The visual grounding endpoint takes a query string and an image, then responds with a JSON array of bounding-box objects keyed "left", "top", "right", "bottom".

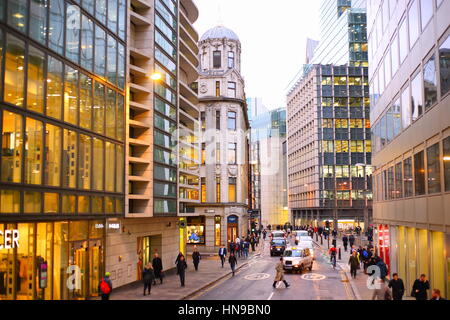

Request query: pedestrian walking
[
  {"left": 332, "top": 229, "right": 338, "bottom": 238},
  {"left": 142, "top": 263, "right": 155, "bottom": 296},
  {"left": 250, "top": 236, "right": 256, "bottom": 252},
  {"left": 192, "top": 246, "right": 201, "bottom": 271},
  {"left": 229, "top": 252, "right": 238, "bottom": 276},
  {"left": 175, "top": 251, "right": 185, "bottom": 265},
  {"left": 152, "top": 253, "right": 163, "bottom": 285},
  {"left": 243, "top": 240, "right": 249, "bottom": 259},
  {"left": 430, "top": 289, "right": 446, "bottom": 300},
  {"left": 273, "top": 258, "right": 290, "bottom": 288},
  {"left": 263, "top": 229, "right": 267, "bottom": 240},
  {"left": 218, "top": 246, "right": 227, "bottom": 268},
  {"left": 411, "top": 274, "right": 430, "bottom": 300},
  {"left": 348, "top": 251, "right": 359, "bottom": 279},
  {"left": 176, "top": 255, "right": 188, "bottom": 287},
  {"left": 98, "top": 272, "right": 113, "bottom": 300},
  {"left": 342, "top": 235, "right": 349, "bottom": 252},
  {"left": 371, "top": 278, "right": 392, "bottom": 300},
  {"left": 376, "top": 258, "right": 388, "bottom": 281},
  {"left": 349, "top": 234, "right": 355, "bottom": 248},
  {"left": 388, "top": 273, "right": 405, "bottom": 300}
]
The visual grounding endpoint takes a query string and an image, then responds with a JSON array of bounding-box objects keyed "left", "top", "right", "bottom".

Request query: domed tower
[{"left": 187, "top": 25, "right": 250, "bottom": 255}]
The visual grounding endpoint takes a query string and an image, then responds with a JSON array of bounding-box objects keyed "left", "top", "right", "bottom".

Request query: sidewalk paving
[{"left": 94, "top": 247, "right": 262, "bottom": 300}]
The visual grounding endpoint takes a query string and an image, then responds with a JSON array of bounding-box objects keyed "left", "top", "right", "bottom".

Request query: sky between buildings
[{"left": 194, "top": 0, "right": 321, "bottom": 110}]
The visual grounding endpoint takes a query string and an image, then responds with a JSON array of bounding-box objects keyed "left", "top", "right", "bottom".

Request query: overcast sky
[{"left": 194, "top": 0, "right": 321, "bottom": 110}]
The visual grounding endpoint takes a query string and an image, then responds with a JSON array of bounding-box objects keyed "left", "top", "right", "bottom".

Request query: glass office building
[
  {"left": 287, "top": 0, "right": 372, "bottom": 230},
  {"left": 0, "top": 0, "right": 126, "bottom": 300},
  {"left": 368, "top": 0, "right": 450, "bottom": 297}
]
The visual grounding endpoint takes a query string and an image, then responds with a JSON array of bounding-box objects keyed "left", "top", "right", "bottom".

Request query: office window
[
  {"left": 216, "top": 110, "right": 221, "bottom": 130},
  {"left": 335, "top": 141, "right": 349, "bottom": 153},
  {"left": 408, "top": 0, "right": 420, "bottom": 49},
  {"left": 399, "top": 18, "right": 408, "bottom": 63},
  {"left": 395, "top": 162, "right": 403, "bottom": 199},
  {"left": 46, "top": 56, "right": 63, "bottom": 119},
  {"left": 401, "top": 85, "right": 410, "bottom": 129},
  {"left": 216, "top": 142, "right": 221, "bottom": 164},
  {"left": 62, "top": 129, "right": 77, "bottom": 188},
  {"left": 78, "top": 134, "right": 91, "bottom": 190},
  {"left": 78, "top": 196, "right": 90, "bottom": 214},
  {"left": 93, "top": 138, "right": 104, "bottom": 191},
  {"left": 213, "top": 51, "right": 221, "bottom": 68},
  {"left": 107, "top": 35, "right": 117, "bottom": 85},
  {"left": 94, "top": 82, "right": 105, "bottom": 134},
  {"left": 45, "top": 124, "right": 61, "bottom": 187},
  {"left": 411, "top": 72, "right": 424, "bottom": 121},
  {"left": 4, "top": 34, "right": 25, "bottom": 107},
  {"left": 66, "top": 4, "right": 80, "bottom": 63},
  {"left": 350, "top": 141, "right": 364, "bottom": 153},
  {"left": 118, "top": 43, "right": 125, "bottom": 89},
  {"left": 420, "top": 0, "right": 433, "bottom": 30},
  {"left": 30, "top": 0, "right": 47, "bottom": 44},
  {"left": 94, "top": 25, "right": 106, "bottom": 77},
  {"left": 80, "top": 15, "right": 94, "bottom": 71},
  {"left": 392, "top": 99, "right": 401, "bottom": 137},
  {"left": 25, "top": 117, "right": 43, "bottom": 185},
  {"left": 228, "top": 51, "right": 235, "bottom": 68},
  {"left": 335, "top": 119, "right": 348, "bottom": 128},
  {"left": 388, "top": 167, "right": 395, "bottom": 200},
  {"left": 92, "top": 196, "right": 103, "bottom": 214},
  {"left": 414, "top": 151, "right": 426, "bottom": 196},
  {"left": 444, "top": 137, "right": 450, "bottom": 191},
  {"left": 228, "top": 177, "right": 236, "bottom": 202},
  {"left": 385, "top": 48, "right": 392, "bottom": 85},
  {"left": 107, "top": 0, "right": 118, "bottom": 33},
  {"left": 8, "top": 0, "right": 27, "bottom": 33},
  {"left": 427, "top": 143, "right": 441, "bottom": 194},
  {"left": 216, "top": 81, "right": 220, "bottom": 97},
  {"left": 0, "top": 190, "right": 20, "bottom": 213},
  {"left": 201, "top": 177, "right": 206, "bottom": 203},
  {"left": 64, "top": 67, "right": 78, "bottom": 125},
  {"left": 116, "top": 145, "right": 124, "bottom": 193},
  {"left": 79, "top": 73, "right": 92, "bottom": 130},
  {"left": 49, "top": 0, "right": 64, "bottom": 55},
  {"left": 323, "top": 119, "right": 333, "bottom": 128},
  {"left": 62, "top": 195, "right": 76, "bottom": 213},
  {"left": 27, "top": 46, "right": 45, "bottom": 113},
  {"left": 228, "top": 82, "right": 236, "bottom": 98},
  {"left": 439, "top": 34, "right": 450, "bottom": 97},
  {"left": 106, "top": 89, "right": 116, "bottom": 138},
  {"left": 423, "top": 54, "right": 438, "bottom": 110},
  {"left": 404, "top": 157, "right": 413, "bottom": 197},
  {"left": 95, "top": 0, "right": 107, "bottom": 25},
  {"left": 228, "top": 111, "right": 237, "bottom": 131},
  {"left": 1, "top": 111, "right": 22, "bottom": 183},
  {"left": 228, "top": 143, "right": 237, "bottom": 164},
  {"left": 216, "top": 177, "right": 221, "bottom": 203},
  {"left": 105, "top": 142, "right": 115, "bottom": 192},
  {"left": 44, "top": 193, "right": 59, "bottom": 214},
  {"left": 322, "top": 141, "right": 333, "bottom": 153},
  {"left": 24, "top": 191, "right": 41, "bottom": 213},
  {"left": 391, "top": 33, "right": 399, "bottom": 75},
  {"left": 215, "top": 216, "right": 221, "bottom": 246},
  {"left": 201, "top": 143, "right": 206, "bottom": 165}
]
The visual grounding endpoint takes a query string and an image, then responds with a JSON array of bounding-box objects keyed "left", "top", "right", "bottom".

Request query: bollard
[
  {"left": 320, "top": 236, "right": 323, "bottom": 245},
  {"left": 338, "top": 247, "right": 342, "bottom": 260},
  {"left": 316, "top": 233, "right": 318, "bottom": 241},
  {"left": 327, "top": 237, "right": 330, "bottom": 249}
]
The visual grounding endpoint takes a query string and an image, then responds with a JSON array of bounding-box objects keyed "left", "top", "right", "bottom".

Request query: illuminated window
[
  {"left": 228, "top": 177, "right": 236, "bottom": 202},
  {"left": 201, "top": 178, "right": 206, "bottom": 203},
  {"left": 46, "top": 56, "right": 63, "bottom": 119},
  {"left": 201, "top": 143, "right": 206, "bottom": 165},
  {"left": 215, "top": 216, "right": 221, "bottom": 246},
  {"left": 334, "top": 76, "right": 347, "bottom": 85},
  {"left": 216, "top": 81, "right": 220, "bottom": 97},
  {"left": 322, "top": 119, "right": 333, "bottom": 128},
  {"left": 4, "top": 34, "right": 25, "bottom": 107},
  {"left": 27, "top": 46, "right": 45, "bottom": 113},
  {"left": 216, "top": 177, "right": 221, "bottom": 203},
  {"left": 350, "top": 141, "right": 364, "bottom": 153},
  {"left": 187, "top": 216, "right": 205, "bottom": 244},
  {"left": 322, "top": 141, "right": 334, "bottom": 153},
  {"left": 25, "top": 117, "right": 43, "bottom": 185},
  {"left": 335, "top": 141, "right": 349, "bottom": 153},
  {"left": 45, "top": 124, "right": 61, "bottom": 187},
  {"left": 64, "top": 66, "right": 78, "bottom": 125},
  {"left": 78, "top": 134, "right": 91, "bottom": 190},
  {"left": 335, "top": 119, "right": 348, "bottom": 128}
]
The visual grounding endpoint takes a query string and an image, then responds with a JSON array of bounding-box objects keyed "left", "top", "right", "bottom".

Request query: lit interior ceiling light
[
  {"left": 444, "top": 156, "right": 450, "bottom": 161},
  {"left": 150, "top": 73, "right": 162, "bottom": 80}
]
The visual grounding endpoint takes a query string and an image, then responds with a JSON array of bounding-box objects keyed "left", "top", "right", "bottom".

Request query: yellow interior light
[{"left": 150, "top": 73, "right": 162, "bottom": 80}]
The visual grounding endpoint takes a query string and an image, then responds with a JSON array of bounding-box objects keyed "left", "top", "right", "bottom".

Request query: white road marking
[{"left": 267, "top": 281, "right": 282, "bottom": 300}]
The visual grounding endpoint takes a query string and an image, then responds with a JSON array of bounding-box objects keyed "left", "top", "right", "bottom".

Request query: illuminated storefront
[
  {"left": 186, "top": 216, "right": 205, "bottom": 245},
  {"left": 0, "top": 220, "right": 105, "bottom": 300}
]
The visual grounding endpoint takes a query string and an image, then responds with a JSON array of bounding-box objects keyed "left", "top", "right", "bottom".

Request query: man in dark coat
[
  {"left": 152, "top": 253, "right": 163, "bottom": 285},
  {"left": 176, "top": 255, "right": 188, "bottom": 287},
  {"left": 349, "top": 234, "right": 355, "bottom": 248},
  {"left": 348, "top": 251, "right": 359, "bottom": 279},
  {"left": 229, "top": 241, "right": 236, "bottom": 255},
  {"left": 388, "top": 273, "right": 405, "bottom": 300},
  {"left": 229, "top": 252, "right": 238, "bottom": 276},
  {"left": 342, "top": 235, "right": 349, "bottom": 252},
  {"left": 412, "top": 274, "right": 430, "bottom": 300},
  {"left": 142, "top": 263, "right": 155, "bottom": 296},
  {"left": 218, "top": 246, "right": 227, "bottom": 268},
  {"left": 192, "top": 246, "right": 201, "bottom": 271}
]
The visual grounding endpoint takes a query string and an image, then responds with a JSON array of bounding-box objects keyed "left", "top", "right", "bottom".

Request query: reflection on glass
[
  {"left": 46, "top": 56, "right": 63, "bottom": 119},
  {"left": 444, "top": 137, "right": 450, "bottom": 192},
  {"left": 64, "top": 67, "right": 78, "bottom": 125},
  {"left": 0, "top": 190, "right": 20, "bottom": 213},
  {"left": 427, "top": 143, "right": 441, "bottom": 194},
  {"left": 4, "top": 34, "right": 25, "bottom": 107},
  {"left": 105, "top": 196, "right": 114, "bottom": 213},
  {"left": 7, "top": 0, "right": 27, "bottom": 33},
  {"left": 45, "top": 124, "right": 61, "bottom": 187},
  {"left": 27, "top": 46, "right": 45, "bottom": 113},
  {"left": 44, "top": 193, "right": 59, "bottom": 213},
  {"left": 79, "top": 74, "right": 93, "bottom": 130},
  {"left": 92, "top": 196, "right": 103, "bottom": 214},
  {"left": 414, "top": 151, "right": 425, "bottom": 196},
  {"left": 93, "top": 138, "right": 104, "bottom": 191},
  {"left": 94, "top": 25, "right": 106, "bottom": 77},
  {"left": 49, "top": 0, "right": 65, "bottom": 55},
  {"left": 411, "top": 73, "right": 423, "bottom": 121},
  {"left": 118, "top": 0, "right": 126, "bottom": 40},
  {"left": 424, "top": 54, "right": 437, "bottom": 110},
  {"left": 25, "top": 117, "right": 43, "bottom": 185},
  {"left": 107, "top": 0, "right": 118, "bottom": 33},
  {"left": 66, "top": 5, "right": 80, "bottom": 63},
  {"left": 105, "top": 142, "right": 115, "bottom": 192},
  {"left": 107, "top": 35, "right": 117, "bottom": 85},
  {"left": 95, "top": 0, "right": 107, "bottom": 25},
  {"left": 439, "top": 35, "right": 450, "bottom": 97},
  {"left": 62, "top": 195, "right": 76, "bottom": 213},
  {"left": 78, "top": 196, "right": 90, "bottom": 214},
  {"left": 106, "top": 89, "right": 116, "bottom": 138},
  {"left": 62, "top": 129, "right": 77, "bottom": 188},
  {"left": 1, "top": 111, "right": 23, "bottom": 183},
  {"left": 30, "top": 0, "right": 47, "bottom": 44},
  {"left": 94, "top": 82, "right": 105, "bottom": 134},
  {"left": 118, "top": 43, "right": 125, "bottom": 89},
  {"left": 80, "top": 15, "right": 94, "bottom": 71},
  {"left": 24, "top": 191, "right": 41, "bottom": 213},
  {"left": 117, "top": 94, "right": 124, "bottom": 141},
  {"left": 79, "top": 134, "right": 91, "bottom": 190}
]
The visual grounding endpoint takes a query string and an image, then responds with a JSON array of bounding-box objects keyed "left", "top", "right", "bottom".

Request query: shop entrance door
[
  {"left": 70, "top": 241, "right": 88, "bottom": 300},
  {"left": 137, "top": 236, "right": 162, "bottom": 280},
  {"left": 88, "top": 239, "right": 103, "bottom": 297},
  {"left": 227, "top": 215, "right": 239, "bottom": 246}
]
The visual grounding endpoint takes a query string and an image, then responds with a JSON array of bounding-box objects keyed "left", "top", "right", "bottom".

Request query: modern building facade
[
  {"left": 182, "top": 25, "right": 250, "bottom": 254},
  {"left": 287, "top": 0, "right": 373, "bottom": 231},
  {"left": 0, "top": 0, "right": 126, "bottom": 299},
  {"left": 250, "top": 107, "right": 288, "bottom": 227},
  {"left": 368, "top": 0, "right": 450, "bottom": 298},
  {"left": 106, "top": 0, "right": 200, "bottom": 289}
]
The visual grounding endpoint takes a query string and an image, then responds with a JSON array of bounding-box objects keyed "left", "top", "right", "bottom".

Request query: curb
[{"left": 181, "top": 252, "right": 262, "bottom": 300}]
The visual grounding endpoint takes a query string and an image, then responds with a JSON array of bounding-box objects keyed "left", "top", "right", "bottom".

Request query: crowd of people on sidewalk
[{"left": 293, "top": 223, "right": 446, "bottom": 301}]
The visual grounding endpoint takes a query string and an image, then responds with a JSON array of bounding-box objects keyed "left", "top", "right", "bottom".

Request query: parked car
[
  {"left": 282, "top": 247, "right": 313, "bottom": 273},
  {"left": 270, "top": 238, "right": 287, "bottom": 256}
]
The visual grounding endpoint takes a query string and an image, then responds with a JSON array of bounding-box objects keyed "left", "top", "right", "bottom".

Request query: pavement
[
  {"left": 191, "top": 237, "right": 356, "bottom": 300},
  {"left": 94, "top": 246, "right": 262, "bottom": 300}
]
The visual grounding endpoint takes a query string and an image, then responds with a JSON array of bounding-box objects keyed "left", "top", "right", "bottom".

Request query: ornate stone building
[{"left": 181, "top": 26, "right": 250, "bottom": 254}]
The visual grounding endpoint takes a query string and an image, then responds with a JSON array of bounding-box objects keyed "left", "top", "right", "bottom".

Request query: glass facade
[
  {"left": 0, "top": 0, "right": 126, "bottom": 300},
  {"left": 153, "top": 0, "right": 178, "bottom": 216}
]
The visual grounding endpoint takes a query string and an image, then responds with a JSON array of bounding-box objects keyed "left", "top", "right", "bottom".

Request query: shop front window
[
  {"left": 45, "top": 124, "right": 61, "bottom": 187},
  {"left": 36, "top": 223, "right": 53, "bottom": 300},
  {"left": 25, "top": 117, "right": 43, "bottom": 185},
  {"left": 1, "top": 111, "right": 23, "bottom": 183},
  {"left": 215, "top": 216, "right": 221, "bottom": 247},
  {"left": 187, "top": 216, "right": 205, "bottom": 245},
  {"left": 0, "top": 223, "right": 17, "bottom": 300},
  {"left": 16, "top": 223, "right": 35, "bottom": 300}
]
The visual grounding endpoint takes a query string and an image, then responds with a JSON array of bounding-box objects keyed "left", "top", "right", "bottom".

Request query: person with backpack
[
  {"left": 98, "top": 272, "right": 113, "bottom": 300},
  {"left": 376, "top": 258, "right": 388, "bottom": 281},
  {"left": 142, "top": 263, "right": 155, "bottom": 296}
]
